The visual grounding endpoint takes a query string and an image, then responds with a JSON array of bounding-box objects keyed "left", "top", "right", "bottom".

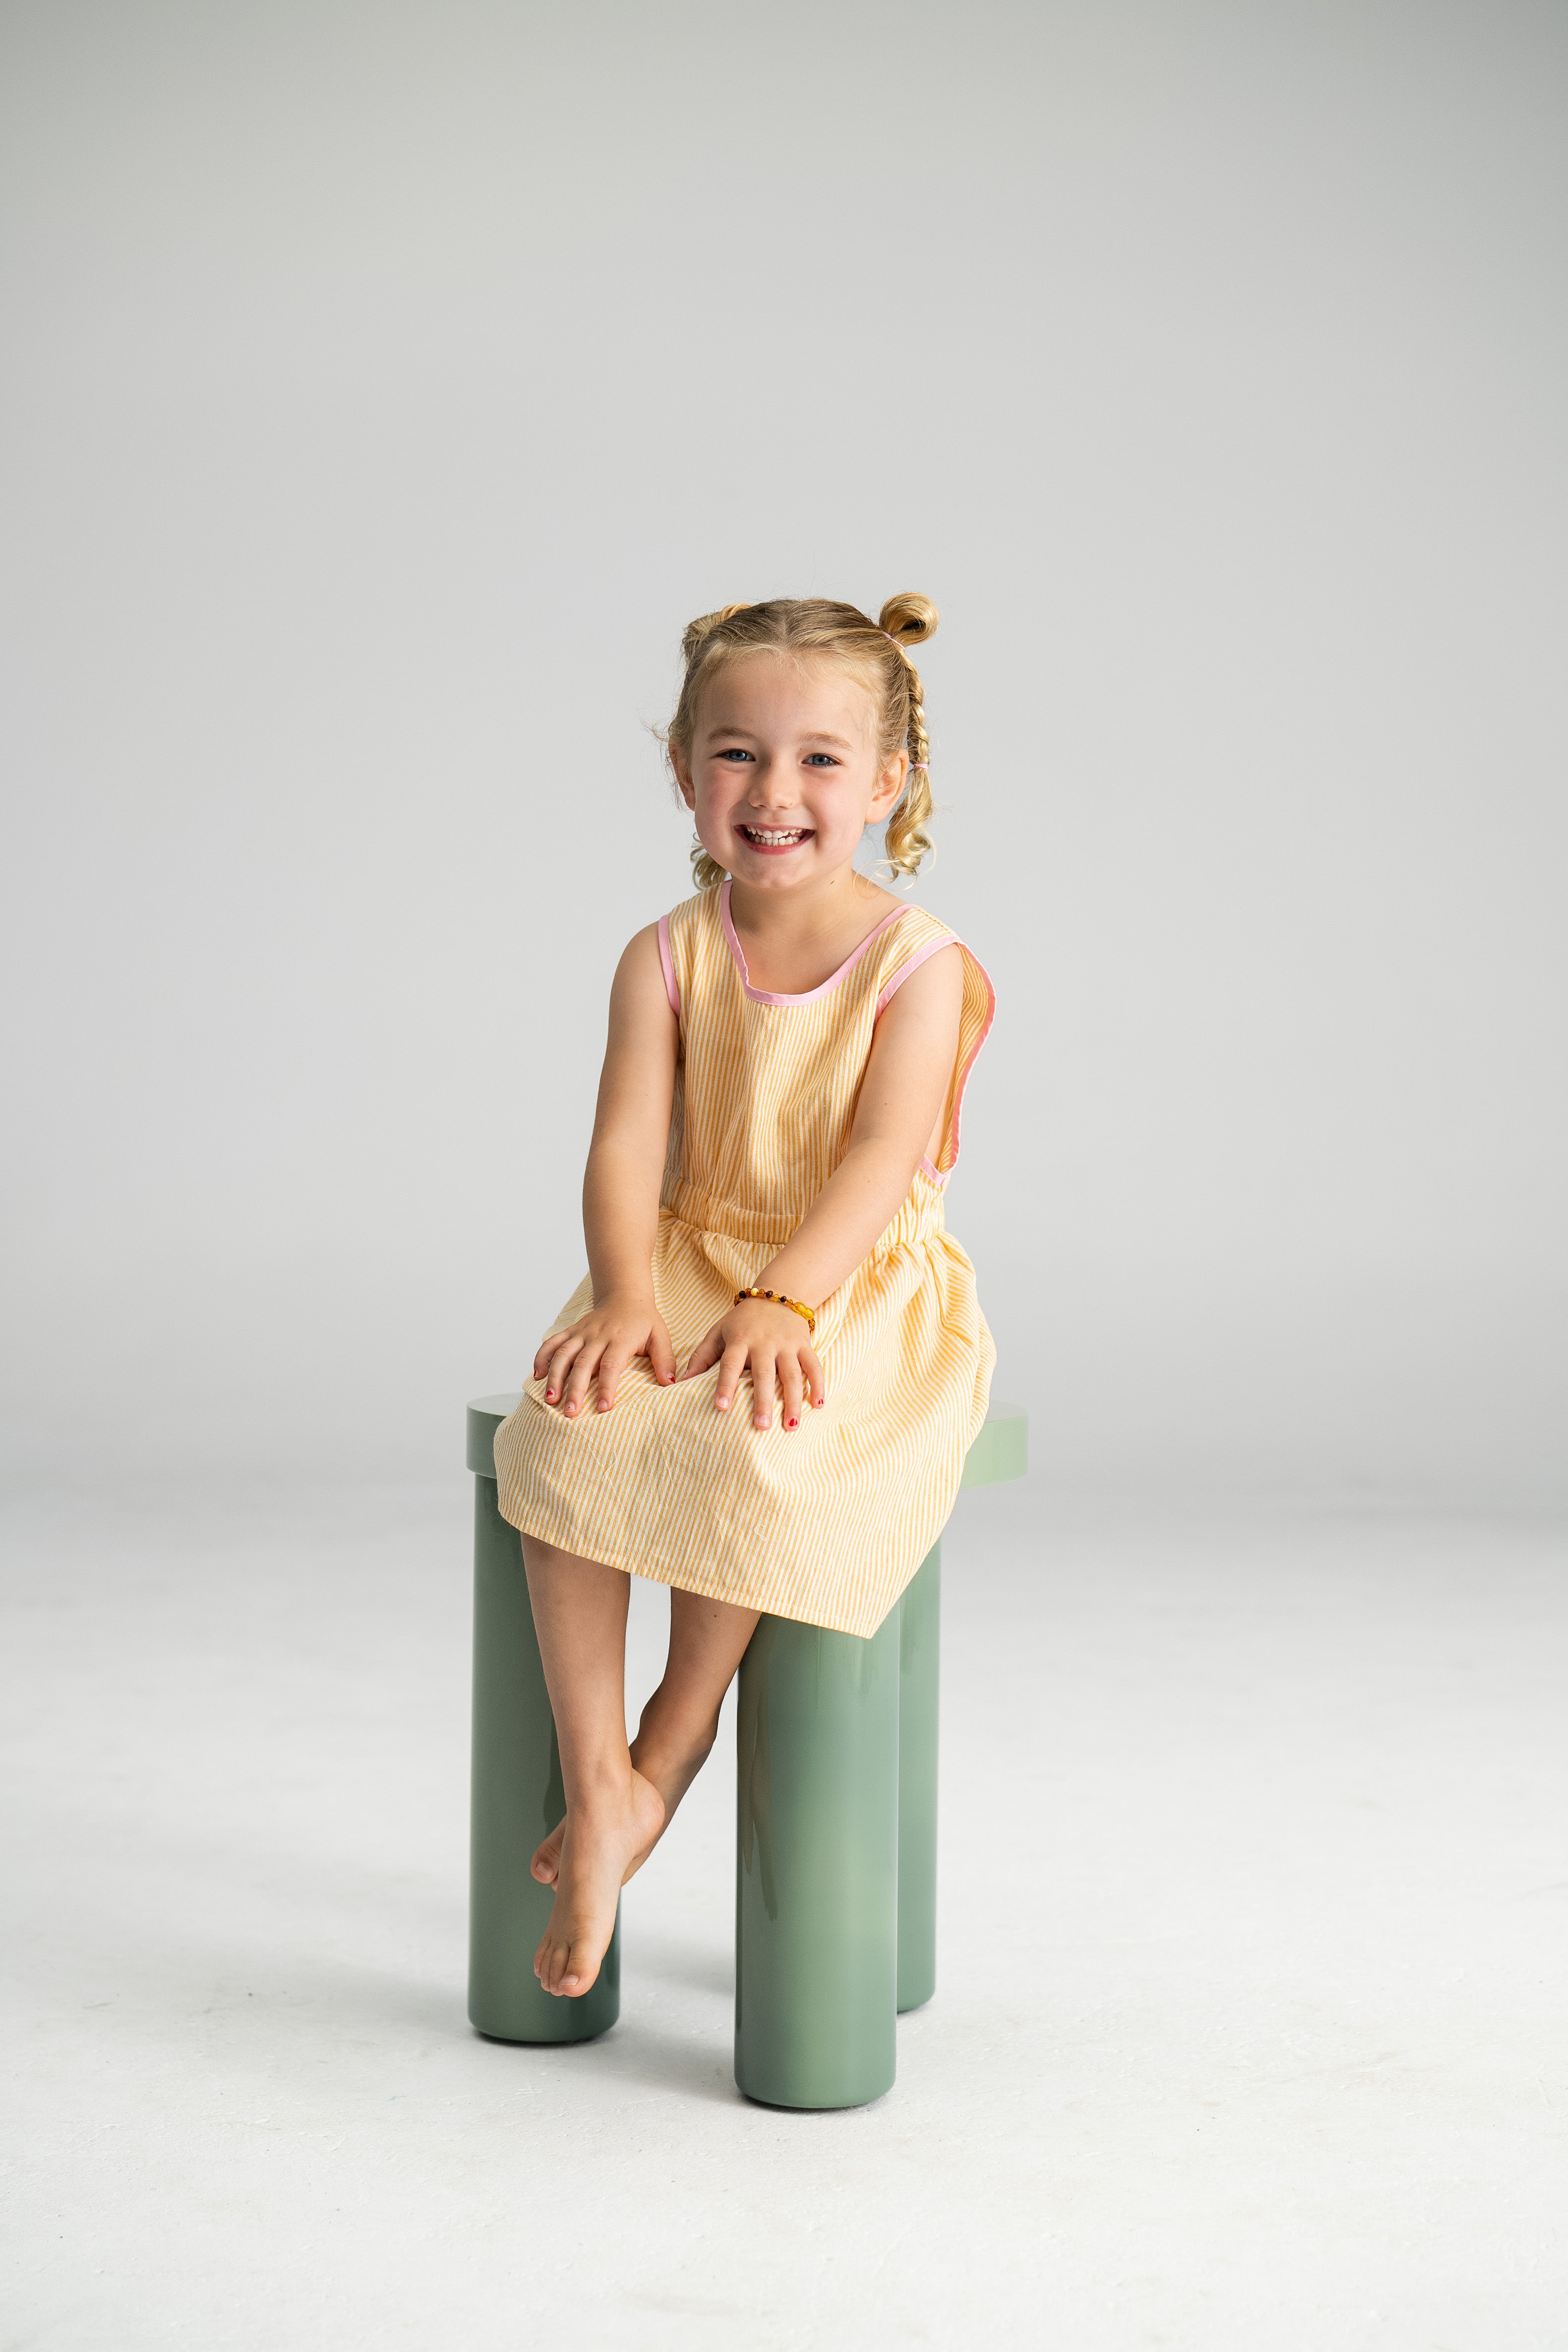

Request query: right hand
[
  {"left": 678, "top": 1297, "right": 825, "bottom": 1431},
  {"left": 534, "top": 1294, "right": 676, "bottom": 1417}
]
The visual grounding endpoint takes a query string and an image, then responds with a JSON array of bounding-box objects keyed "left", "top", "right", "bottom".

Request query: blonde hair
[{"left": 665, "top": 593, "right": 939, "bottom": 890}]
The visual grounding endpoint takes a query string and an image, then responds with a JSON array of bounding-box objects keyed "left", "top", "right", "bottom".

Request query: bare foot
[
  {"left": 530, "top": 1815, "right": 567, "bottom": 1888},
  {"left": 533, "top": 1768, "right": 664, "bottom": 1997},
  {"left": 531, "top": 1723, "right": 716, "bottom": 1890}
]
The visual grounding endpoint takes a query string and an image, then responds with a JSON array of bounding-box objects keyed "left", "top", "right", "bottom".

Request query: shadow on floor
[
  {"left": 622, "top": 1928, "right": 733, "bottom": 2002},
  {"left": 485, "top": 2013, "right": 744, "bottom": 2107}
]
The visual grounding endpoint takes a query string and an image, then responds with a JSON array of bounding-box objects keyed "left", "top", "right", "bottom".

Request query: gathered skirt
[{"left": 492, "top": 1194, "right": 994, "bottom": 1640}]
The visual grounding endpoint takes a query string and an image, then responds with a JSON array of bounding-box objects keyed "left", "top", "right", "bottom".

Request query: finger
[
  {"left": 533, "top": 1328, "right": 569, "bottom": 1380},
  {"left": 801, "top": 1346, "right": 826, "bottom": 1408},
  {"left": 680, "top": 1326, "right": 724, "bottom": 1381},
  {"left": 780, "top": 1353, "right": 805, "bottom": 1431},
  {"left": 713, "top": 1341, "right": 749, "bottom": 1414},
  {"left": 647, "top": 1323, "right": 677, "bottom": 1385},
  {"left": 751, "top": 1349, "right": 778, "bottom": 1430},
  {"left": 595, "top": 1344, "right": 631, "bottom": 1412},
  {"left": 562, "top": 1343, "right": 603, "bottom": 1417},
  {"left": 542, "top": 1334, "right": 583, "bottom": 1403}
]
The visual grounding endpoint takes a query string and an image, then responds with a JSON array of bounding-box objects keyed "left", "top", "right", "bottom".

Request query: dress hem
[{"left": 496, "top": 1487, "right": 940, "bottom": 1641}]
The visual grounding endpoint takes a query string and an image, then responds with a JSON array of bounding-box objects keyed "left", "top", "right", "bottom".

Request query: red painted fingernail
[
  {"left": 544, "top": 1389, "right": 555, "bottom": 1401},
  {"left": 787, "top": 1417, "right": 798, "bottom": 1428}
]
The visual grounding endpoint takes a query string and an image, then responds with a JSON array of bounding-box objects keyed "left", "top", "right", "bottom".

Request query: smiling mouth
[{"left": 738, "top": 824, "right": 813, "bottom": 848}]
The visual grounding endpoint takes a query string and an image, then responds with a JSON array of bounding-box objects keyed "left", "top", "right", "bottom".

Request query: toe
[
  {"left": 531, "top": 1820, "right": 565, "bottom": 1884},
  {"left": 557, "top": 1939, "right": 595, "bottom": 1997}
]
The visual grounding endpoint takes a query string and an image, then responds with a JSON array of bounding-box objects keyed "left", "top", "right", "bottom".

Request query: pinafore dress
[{"left": 493, "top": 881, "right": 995, "bottom": 1638}]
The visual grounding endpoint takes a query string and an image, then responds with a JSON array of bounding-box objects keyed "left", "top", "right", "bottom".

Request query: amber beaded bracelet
[{"left": 735, "top": 1285, "right": 817, "bottom": 1337}]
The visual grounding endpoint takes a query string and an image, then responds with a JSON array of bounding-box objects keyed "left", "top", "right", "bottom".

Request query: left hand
[{"left": 679, "top": 1298, "right": 825, "bottom": 1431}]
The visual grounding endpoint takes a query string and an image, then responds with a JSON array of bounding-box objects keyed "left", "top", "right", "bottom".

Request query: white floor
[{"left": 3, "top": 1476, "right": 1565, "bottom": 2350}]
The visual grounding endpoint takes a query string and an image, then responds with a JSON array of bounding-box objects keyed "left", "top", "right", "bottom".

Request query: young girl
[{"left": 493, "top": 593, "right": 994, "bottom": 1999}]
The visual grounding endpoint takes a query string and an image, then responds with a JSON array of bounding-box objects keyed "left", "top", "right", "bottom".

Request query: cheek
[
  {"left": 695, "top": 770, "right": 750, "bottom": 830},
  {"left": 811, "top": 780, "right": 873, "bottom": 835}
]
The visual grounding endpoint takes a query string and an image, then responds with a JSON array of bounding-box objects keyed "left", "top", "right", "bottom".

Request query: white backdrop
[{"left": 3, "top": 0, "right": 1564, "bottom": 1501}]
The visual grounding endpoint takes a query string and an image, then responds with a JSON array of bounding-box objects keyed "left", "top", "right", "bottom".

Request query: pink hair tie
[{"left": 910, "top": 761, "right": 929, "bottom": 770}]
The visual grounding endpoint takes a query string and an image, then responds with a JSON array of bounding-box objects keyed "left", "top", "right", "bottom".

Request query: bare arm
[
  {"left": 535, "top": 925, "right": 679, "bottom": 1415},
  {"left": 582, "top": 926, "right": 679, "bottom": 1303},
  {"left": 682, "top": 944, "right": 965, "bottom": 1428}
]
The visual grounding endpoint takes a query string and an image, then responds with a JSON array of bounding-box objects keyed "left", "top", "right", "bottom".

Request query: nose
[{"left": 746, "top": 755, "right": 799, "bottom": 812}]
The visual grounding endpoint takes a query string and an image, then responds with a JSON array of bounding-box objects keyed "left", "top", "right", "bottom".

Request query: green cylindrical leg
[
  {"left": 735, "top": 1607, "right": 900, "bottom": 2109},
  {"left": 468, "top": 1473, "right": 620, "bottom": 2043},
  {"left": 897, "top": 1543, "right": 940, "bottom": 2013}
]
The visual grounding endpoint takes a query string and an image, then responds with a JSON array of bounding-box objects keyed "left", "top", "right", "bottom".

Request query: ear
[
  {"left": 670, "top": 745, "right": 697, "bottom": 811},
  {"left": 867, "top": 748, "right": 908, "bottom": 823}
]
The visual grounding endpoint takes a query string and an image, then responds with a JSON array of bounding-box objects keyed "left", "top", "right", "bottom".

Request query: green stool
[{"left": 465, "top": 1395, "right": 1027, "bottom": 2100}]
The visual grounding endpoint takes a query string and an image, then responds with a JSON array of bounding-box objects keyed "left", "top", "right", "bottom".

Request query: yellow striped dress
[{"left": 493, "top": 880, "right": 995, "bottom": 1639}]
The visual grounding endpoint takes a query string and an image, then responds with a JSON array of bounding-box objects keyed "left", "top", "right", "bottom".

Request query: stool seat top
[{"left": 465, "top": 1393, "right": 1026, "bottom": 1488}]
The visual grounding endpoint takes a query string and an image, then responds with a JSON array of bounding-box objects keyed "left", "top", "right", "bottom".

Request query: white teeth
[{"left": 743, "top": 826, "right": 807, "bottom": 844}]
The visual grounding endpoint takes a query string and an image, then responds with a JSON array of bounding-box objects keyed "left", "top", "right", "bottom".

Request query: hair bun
[{"left": 877, "top": 591, "right": 939, "bottom": 649}]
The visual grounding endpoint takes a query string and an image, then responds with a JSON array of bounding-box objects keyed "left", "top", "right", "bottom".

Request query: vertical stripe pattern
[{"left": 494, "top": 883, "right": 996, "bottom": 1638}]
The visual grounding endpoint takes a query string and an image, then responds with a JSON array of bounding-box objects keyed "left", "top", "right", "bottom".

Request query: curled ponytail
[{"left": 877, "top": 593, "right": 937, "bottom": 880}]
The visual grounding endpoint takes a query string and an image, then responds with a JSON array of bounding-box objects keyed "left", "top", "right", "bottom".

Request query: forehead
[{"left": 698, "top": 651, "right": 879, "bottom": 741}]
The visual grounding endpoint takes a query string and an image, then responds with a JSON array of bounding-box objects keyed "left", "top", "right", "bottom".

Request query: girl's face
[{"left": 675, "top": 653, "right": 907, "bottom": 893}]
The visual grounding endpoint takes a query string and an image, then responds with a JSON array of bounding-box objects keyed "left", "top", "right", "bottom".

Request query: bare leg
[
  {"left": 531, "top": 1586, "right": 761, "bottom": 1888},
  {"left": 521, "top": 1534, "right": 664, "bottom": 1998}
]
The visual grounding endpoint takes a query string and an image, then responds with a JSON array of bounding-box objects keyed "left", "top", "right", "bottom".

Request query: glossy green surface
[
  {"left": 735, "top": 1605, "right": 901, "bottom": 2109},
  {"left": 466, "top": 1398, "right": 515, "bottom": 1476},
  {"left": 896, "top": 1544, "right": 941, "bottom": 2013},
  {"left": 468, "top": 1473, "right": 620, "bottom": 2044},
  {"left": 464, "top": 1389, "right": 1026, "bottom": 2094},
  {"left": 958, "top": 1401, "right": 1027, "bottom": 1489}
]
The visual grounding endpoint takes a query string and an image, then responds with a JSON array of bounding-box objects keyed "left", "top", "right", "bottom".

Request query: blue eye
[
  {"left": 717, "top": 749, "right": 753, "bottom": 762},
  {"left": 805, "top": 754, "right": 838, "bottom": 767}
]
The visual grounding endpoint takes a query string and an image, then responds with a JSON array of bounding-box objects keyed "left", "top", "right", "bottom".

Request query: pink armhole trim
[
  {"left": 873, "top": 931, "right": 959, "bottom": 1019},
  {"left": 657, "top": 914, "right": 680, "bottom": 1019},
  {"left": 875, "top": 931, "right": 996, "bottom": 1186}
]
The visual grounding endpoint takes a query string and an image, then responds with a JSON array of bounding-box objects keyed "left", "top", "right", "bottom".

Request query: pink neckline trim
[{"left": 718, "top": 879, "right": 909, "bottom": 1006}]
